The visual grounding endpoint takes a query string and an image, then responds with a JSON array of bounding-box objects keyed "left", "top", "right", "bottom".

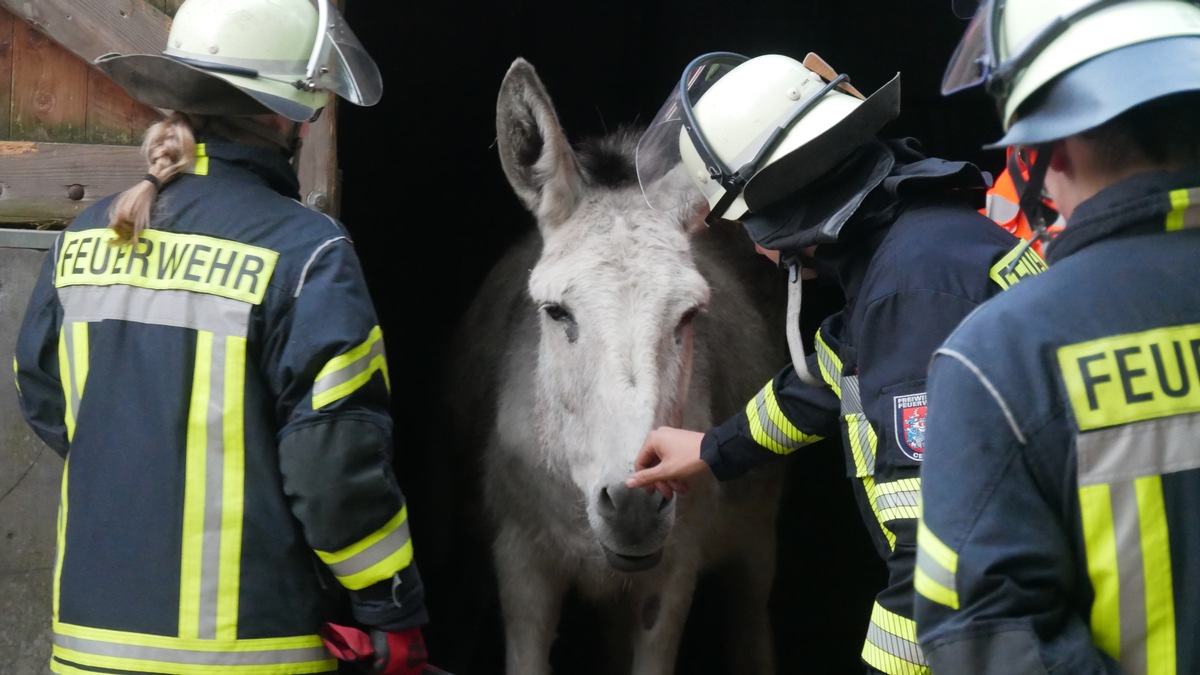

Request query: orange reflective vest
[{"left": 982, "top": 148, "right": 1065, "bottom": 258}]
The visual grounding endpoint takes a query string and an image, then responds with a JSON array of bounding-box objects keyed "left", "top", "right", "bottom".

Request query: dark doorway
[{"left": 337, "top": 2, "right": 1001, "bottom": 673}]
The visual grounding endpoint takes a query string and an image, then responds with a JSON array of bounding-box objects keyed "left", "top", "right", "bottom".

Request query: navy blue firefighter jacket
[
  {"left": 701, "top": 138, "right": 1043, "bottom": 675},
  {"left": 13, "top": 138, "right": 425, "bottom": 674}
]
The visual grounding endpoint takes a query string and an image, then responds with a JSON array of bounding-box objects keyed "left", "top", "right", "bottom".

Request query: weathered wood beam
[
  {"left": 0, "top": 140, "right": 144, "bottom": 223},
  {"left": 0, "top": 0, "right": 169, "bottom": 65}
]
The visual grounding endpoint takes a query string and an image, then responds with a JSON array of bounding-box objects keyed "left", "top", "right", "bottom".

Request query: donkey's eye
[
  {"left": 541, "top": 303, "right": 572, "bottom": 323},
  {"left": 540, "top": 302, "right": 579, "bottom": 343}
]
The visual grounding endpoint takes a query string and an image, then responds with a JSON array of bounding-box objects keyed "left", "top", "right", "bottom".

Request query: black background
[{"left": 336, "top": 1, "right": 1002, "bottom": 672}]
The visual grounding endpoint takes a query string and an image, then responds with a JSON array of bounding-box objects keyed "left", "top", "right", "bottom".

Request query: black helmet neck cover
[
  {"left": 741, "top": 140, "right": 894, "bottom": 252},
  {"left": 742, "top": 137, "right": 991, "bottom": 254}
]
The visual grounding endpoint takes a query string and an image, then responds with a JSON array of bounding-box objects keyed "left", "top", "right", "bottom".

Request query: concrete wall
[{"left": 0, "top": 231, "right": 60, "bottom": 673}]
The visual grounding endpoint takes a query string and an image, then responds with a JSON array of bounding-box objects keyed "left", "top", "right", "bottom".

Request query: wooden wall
[
  {"left": 0, "top": 1, "right": 340, "bottom": 226},
  {"left": 0, "top": 5, "right": 161, "bottom": 145}
]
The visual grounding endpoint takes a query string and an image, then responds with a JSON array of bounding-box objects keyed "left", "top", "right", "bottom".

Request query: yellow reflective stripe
[
  {"left": 56, "top": 321, "right": 90, "bottom": 442},
  {"left": 1058, "top": 323, "right": 1200, "bottom": 431},
  {"left": 862, "top": 601, "right": 928, "bottom": 674},
  {"left": 814, "top": 330, "right": 843, "bottom": 397},
  {"left": 312, "top": 326, "right": 390, "bottom": 409},
  {"left": 180, "top": 331, "right": 212, "bottom": 637},
  {"left": 13, "top": 355, "right": 20, "bottom": 395},
  {"left": 1136, "top": 476, "right": 1176, "bottom": 675},
  {"left": 56, "top": 229, "right": 279, "bottom": 305},
  {"left": 989, "top": 239, "right": 1047, "bottom": 290},
  {"left": 745, "top": 380, "right": 821, "bottom": 453},
  {"left": 915, "top": 520, "right": 959, "bottom": 610},
  {"left": 1164, "top": 188, "right": 1200, "bottom": 231},
  {"left": 52, "top": 621, "right": 333, "bottom": 674},
  {"left": 53, "top": 459, "right": 69, "bottom": 624},
  {"left": 1080, "top": 482, "right": 1121, "bottom": 659},
  {"left": 218, "top": 336, "right": 247, "bottom": 641},
  {"left": 193, "top": 143, "right": 209, "bottom": 176},
  {"left": 913, "top": 567, "right": 958, "bottom": 611},
  {"left": 58, "top": 327, "right": 74, "bottom": 440},
  {"left": 876, "top": 478, "right": 921, "bottom": 523},
  {"left": 315, "top": 506, "right": 414, "bottom": 590},
  {"left": 846, "top": 410, "right": 893, "bottom": 548}
]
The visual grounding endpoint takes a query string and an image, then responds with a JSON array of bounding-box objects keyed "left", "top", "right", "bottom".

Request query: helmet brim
[
  {"left": 95, "top": 53, "right": 320, "bottom": 122},
  {"left": 741, "top": 72, "right": 901, "bottom": 213},
  {"left": 989, "top": 36, "right": 1200, "bottom": 148}
]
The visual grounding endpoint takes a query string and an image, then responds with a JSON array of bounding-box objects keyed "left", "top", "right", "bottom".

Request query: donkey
[{"left": 438, "top": 57, "right": 788, "bottom": 675}]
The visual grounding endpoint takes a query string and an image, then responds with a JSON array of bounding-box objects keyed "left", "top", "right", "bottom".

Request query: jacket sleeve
[
  {"left": 266, "top": 235, "right": 426, "bottom": 630},
  {"left": 14, "top": 242, "right": 69, "bottom": 458},
  {"left": 914, "top": 353, "right": 1120, "bottom": 674},
  {"left": 701, "top": 351, "right": 840, "bottom": 480}
]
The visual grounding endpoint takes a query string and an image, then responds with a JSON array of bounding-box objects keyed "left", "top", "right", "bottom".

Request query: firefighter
[
  {"left": 982, "top": 146, "right": 1066, "bottom": 258},
  {"left": 624, "top": 51, "right": 1043, "bottom": 675},
  {"left": 914, "top": 1, "right": 1200, "bottom": 672},
  {"left": 12, "top": 0, "right": 442, "bottom": 673}
]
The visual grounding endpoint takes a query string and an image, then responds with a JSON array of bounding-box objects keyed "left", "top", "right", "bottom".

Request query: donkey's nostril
[
  {"left": 658, "top": 493, "right": 674, "bottom": 513},
  {"left": 598, "top": 486, "right": 616, "bottom": 516}
]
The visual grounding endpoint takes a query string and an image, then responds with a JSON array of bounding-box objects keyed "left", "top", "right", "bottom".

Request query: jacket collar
[
  {"left": 189, "top": 138, "right": 301, "bottom": 200},
  {"left": 1045, "top": 167, "right": 1200, "bottom": 263}
]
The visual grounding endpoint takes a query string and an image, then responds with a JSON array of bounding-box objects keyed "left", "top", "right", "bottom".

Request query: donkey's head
[{"left": 495, "top": 58, "right": 711, "bottom": 572}]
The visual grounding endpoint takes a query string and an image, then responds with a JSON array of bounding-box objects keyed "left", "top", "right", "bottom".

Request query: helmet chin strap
[
  {"left": 1002, "top": 143, "right": 1055, "bottom": 275},
  {"left": 217, "top": 115, "right": 304, "bottom": 164},
  {"left": 785, "top": 260, "right": 827, "bottom": 387}
]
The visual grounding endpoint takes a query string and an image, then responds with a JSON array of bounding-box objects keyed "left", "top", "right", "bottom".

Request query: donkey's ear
[
  {"left": 495, "top": 58, "right": 584, "bottom": 228},
  {"left": 645, "top": 162, "right": 709, "bottom": 236}
]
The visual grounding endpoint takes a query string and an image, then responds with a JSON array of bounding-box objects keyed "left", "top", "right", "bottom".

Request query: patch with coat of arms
[{"left": 893, "top": 392, "right": 927, "bottom": 462}]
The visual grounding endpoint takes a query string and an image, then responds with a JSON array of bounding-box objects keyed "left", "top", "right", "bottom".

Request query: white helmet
[
  {"left": 636, "top": 52, "right": 900, "bottom": 224},
  {"left": 95, "top": 0, "right": 381, "bottom": 122},
  {"left": 943, "top": 0, "right": 1200, "bottom": 146}
]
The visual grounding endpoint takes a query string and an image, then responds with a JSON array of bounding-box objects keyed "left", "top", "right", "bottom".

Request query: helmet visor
[
  {"left": 941, "top": 0, "right": 997, "bottom": 95},
  {"left": 636, "top": 52, "right": 748, "bottom": 212},
  {"left": 306, "top": 0, "right": 382, "bottom": 106}
]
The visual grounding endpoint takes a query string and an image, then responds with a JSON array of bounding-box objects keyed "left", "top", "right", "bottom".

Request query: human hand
[
  {"left": 369, "top": 627, "right": 429, "bottom": 675},
  {"left": 624, "top": 427, "right": 710, "bottom": 499},
  {"left": 321, "top": 623, "right": 438, "bottom": 675}
]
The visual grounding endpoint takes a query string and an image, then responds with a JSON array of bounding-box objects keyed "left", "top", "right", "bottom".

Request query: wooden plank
[
  {"left": 0, "top": 0, "right": 169, "bottom": 65},
  {"left": 0, "top": 141, "right": 144, "bottom": 223},
  {"left": 0, "top": 10, "right": 12, "bottom": 140},
  {"left": 12, "top": 23, "right": 88, "bottom": 142},
  {"left": 86, "top": 67, "right": 159, "bottom": 145}
]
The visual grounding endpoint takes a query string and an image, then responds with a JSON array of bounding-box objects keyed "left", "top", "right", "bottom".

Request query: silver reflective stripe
[
  {"left": 59, "top": 285, "right": 252, "bottom": 338},
  {"left": 751, "top": 388, "right": 805, "bottom": 451},
  {"left": 816, "top": 339, "right": 842, "bottom": 396},
  {"left": 841, "top": 374, "right": 876, "bottom": 475},
  {"left": 864, "top": 602, "right": 927, "bottom": 669},
  {"left": 1077, "top": 414, "right": 1200, "bottom": 486},
  {"left": 311, "top": 337, "right": 386, "bottom": 401},
  {"left": 1109, "top": 480, "right": 1149, "bottom": 675},
  {"left": 985, "top": 192, "right": 1020, "bottom": 224},
  {"left": 198, "top": 336, "right": 227, "bottom": 640},
  {"left": 916, "top": 544, "right": 956, "bottom": 594},
  {"left": 876, "top": 487, "right": 920, "bottom": 513},
  {"left": 54, "top": 631, "right": 330, "bottom": 666},
  {"left": 324, "top": 518, "right": 412, "bottom": 579}
]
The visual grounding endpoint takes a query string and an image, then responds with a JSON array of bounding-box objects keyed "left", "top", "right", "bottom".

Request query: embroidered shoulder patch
[{"left": 893, "top": 392, "right": 927, "bottom": 461}]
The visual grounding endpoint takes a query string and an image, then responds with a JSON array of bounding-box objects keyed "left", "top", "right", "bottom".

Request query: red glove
[{"left": 321, "top": 623, "right": 432, "bottom": 675}]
